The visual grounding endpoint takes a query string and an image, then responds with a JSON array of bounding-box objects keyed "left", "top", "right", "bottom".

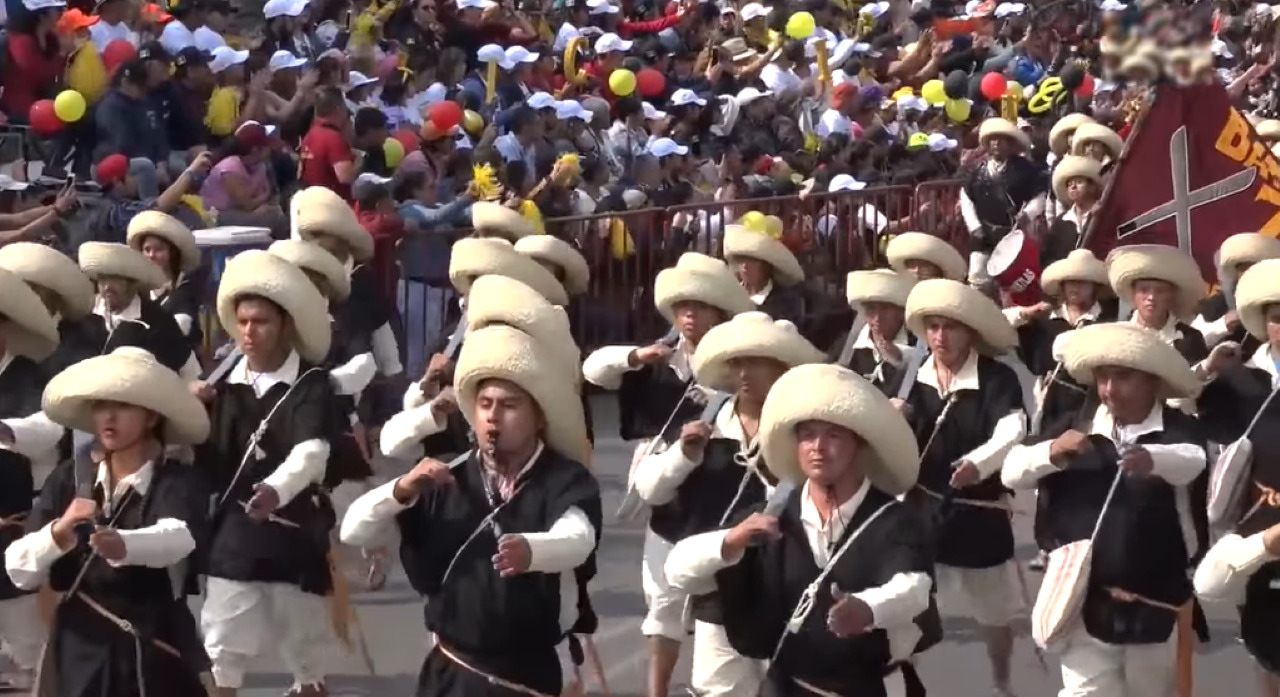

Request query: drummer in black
[
  {"left": 1193, "top": 233, "right": 1280, "bottom": 356},
  {"left": 721, "top": 215, "right": 806, "bottom": 327},
  {"left": 839, "top": 270, "right": 919, "bottom": 395}
]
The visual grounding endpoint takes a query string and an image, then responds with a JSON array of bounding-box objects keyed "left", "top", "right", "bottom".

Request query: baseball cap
[
  {"left": 139, "top": 3, "right": 172, "bottom": 23},
  {"left": 117, "top": 59, "right": 150, "bottom": 84},
  {"left": 263, "top": 0, "right": 308, "bottom": 18},
  {"left": 594, "top": 33, "right": 633, "bottom": 54},
  {"left": 235, "top": 121, "right": 272, "bottom": 149},
  {"left": 95, "top": 154, "right": 130, "bottom": 187},
  {"left": 346, "top": 71, "right": 380, "bottom": 90},
  {"left": 137, "top": 41, "right": 169, "bottom": 62},
  {"left": 647, "top": 138, "right": 688, "bottom": 158},
  {"left": 669, "top": 88, "right": 706, "bottom": 107},
  {"left": 740, "top": 2, "right": 770, "bottom": 21},
  {"left": 209, "top": 46, "right": 250, "bottom": 74},
  {"left": 456, "top": 0, "right": 497, "bottom": 9},
  {"left": 268, "top": 50, "right": 307, "bottom": 72},
  {"left": 174, "top": 46, "right": 209, "bottom": 69},
  {"left": 527, "top": 92, "right": 557, "bottom": 110},
  {"left": 56, "top": 8, "right": 99, "bottom": 34},
  {"left": 827, "top": 174, "right": 867, "bottom": 193},
  {"left": 352, "top": 172, "right": 395, "bottom": 203}
]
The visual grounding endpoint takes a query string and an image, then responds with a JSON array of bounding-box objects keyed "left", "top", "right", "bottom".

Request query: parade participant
[
  {"left": 0, "top": 243, "right": 98, "bottom": 377},
  {"left": 722, "top": 215, "right": 806, "bottom": 326},
  {"left": 1193, "top": 233, "right": 1280, "bottom": 353},
  {"left": 1042, "top": 156, "right": 1104, "bottom": 264},
  {"left": 515, "top": 233, "right": 592, "bottom": 298},
  {"left": 960, "top": 118, "right": 1048, "bottom": 288},
  {"left": 900, "top": 278, "right": 1030, "bottom": 697},
  {"left": 840, "top": 269, "right": 918, "bottom": 394},
  {"left": 193, "top": 251, "right": 339, "bottom": 697},
  {"left": 1048, "top": 113, "right": 1096, "bottom": 164},
  {"left": 473, "top": 200, "right": 537, "bottom": 242},
  {"left": 582, "top": 251, "right": 753, "bottom": 697},
  {"left": 78, "top": 242, "right": 200, "bottom": 380},
  {"left": 6, "top": 347, "right": 213, "bottom": 697},
  {"left": 663, "top": 363, "right": 939, "bottom": 697},
  {"left": 1106, "top": 245, "right": 1210, "bottom": 365},
  {"left": 340, "top": 324, "right": 601, "bottom": 697},
  {"left": 885, "top": 232, "right": 968, "bottom": 283},
  {"left": 1069, "top": 123, "right": 1125, "bottom": 171},
  {"left": 634, "top": 312, "right": 822, "bottom": 697},
  {"left": 1005, "top": 323, "right": 1207, "bottom": 697},
  {"left": 126, "top": 210, "right": 205, "bottom": 350}
]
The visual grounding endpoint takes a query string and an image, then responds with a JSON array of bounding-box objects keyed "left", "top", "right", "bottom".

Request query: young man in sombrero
[
  {"left": 193, "top": 251, "right": 342, "bottom": 697},
  {"left": 884, "top": 232, "right": 969, "bottom": 283},
  {"left": 1192, "top": 232, "right": 1280, "bottom": 356},
  {"left": 515, "top": 233, "right": 592, "bottom": 299},
  {"left": 960, "top": 117, "right": 1048, "bottom": 288},
  {"left": 663, "top": 363, "right": 940, "bottom": 697},
  {"left": 127, "top": 210, "right": 205, "bottom": 351},
  {"left": 6, "top": 346, "right": 213, "bottom": 696},
  {"left": 839, "top": 269, "right": 919, "bottom": 394},
  {"left": 1041, "top": 156, "right": 1103, "bottom": 265},
  {"left": 0, "top": 242, "right": 99, "bottom": 377},
  {"left": 1004, "top": 323, "right": 1208, "bottom": 697},
  {"left": 722, "top": 215, "right": 806, "bottom": 326},
  {"left": 1105, "top": 245, "right": 1210, "bottom": 366},
  {"left": 341, "top": 324, "right": 602, "bottom": 697}
]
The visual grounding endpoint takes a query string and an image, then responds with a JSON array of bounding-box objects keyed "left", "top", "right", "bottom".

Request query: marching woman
[
  {"left": 838, "top": 269, "right": 918, "bottom": 394},
  {"left": 1106, "top": 245, "right": 1210, "bottom": 366},
  {"left": 637, "top": 312, "right": 823, "bottom": 697},
  {"left": 0, "top": 242, "right": 99, "bottom": 377},
  {"left": 126, "top": 211, "right": 206, "bottom": 352},
  {"left": 899, "top": 279, "right": 1030, "bottom": 697},
  {"left": 1193, "top": 233, "right": 1280, "bottom": 353},
  {"left": 722, "top": 215, "right": 807, "bottom": 326},
  {"left": 885, "top": 232, "right": 968, "bottom": 283},
  {"left": 1069, "top": 123, "right": 1125, "bottom": 172},
  {"left": 192, "top": 251, "right": 340, "bottom": 697},
  {"left": 1047, "top": 114, "right": 1095, "bottom": 169},
  {"left": 1040, "top": 156, "right": 1104, "bottom": 265},
  {"left": 340, "top": 324, "right": 601, "bottom": 697},
  {"left": 1005, "top": 323, "right": 1208, "bottom": 697},
  {"left": 6, "top": 346, "right": 213, "bottom": 697},
  {"left": 663, "top": 363, "right": 939, "bottom": 697}
]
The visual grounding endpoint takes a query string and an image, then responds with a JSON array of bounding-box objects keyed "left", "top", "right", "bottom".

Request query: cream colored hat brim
[
  {"left": 291, "top": 186, "right": 375, "bottom": 262},
  {"left": 1218, "top": 233, "right": 1280, "bottom": 282},
  {"left": 1106, "top": 245, "right": 1206, "bottom": 321},
  {"left": 759, "top": 363, "right": 920, "bottom": 495},
  {"left": 693, "top": 312, "right": 823, "bottom": 393},
  {"left": 653, "top": 266, "right": 756, "bottom": 324},
  {"left": 515, "top": 235, "right": 591, "bottom": 295},
  {"left": 886, "top": 232, "right": 968, "bottom": 282},
  {"left": 0, "top": 242, "right": 94, "bottom": 319},
  {"left": 1257, "top": 120, "right": 1280, "bottom": 141},
  {"left": 673, "top": 252, "right": 732, "bottom": 276},
  {"left": 1052, "top": 155, "right": 1103, "bottom": 203},
  {"left": 216, "top": 250, "right": 332, "bottom": 363},
  {"left": 1234, "top": 258, "right": 1280, "bottom": 341},
  {"left": 0, "top": 267, "right": 60, "bottom": 361},
  {"left": 79, "top": 242, "right": 168, "bottom": 291},
  {"left": 979, "top": 117, "right": 1030, "bottom": 150},
  {"left": 126, "top": 210, "right": 201, "bottom": 273},
  {"left": 449, "top": 237, "right": 569, "bottom": 306},
  {"left": 723, "top": 225, "right": 804, "bottom": 286},
  {"left": 42, "top": 346, "right": 211, "bottom": 444},
  {"left": 268, "top": 239, "right": 352, "bottom": 301},
  {"left": 1070, "top": 123, "right": 1124, "bottom": 159},
  {"left": 473, "top": 201, "right": 536, "bottom": 242},
  {"left": 846, "top": 269, "right": 914, "bottom": 308},
  {"left": 465, "top": 274, "right": 580, "bottom": 377},
  {"left": 1041, "top": 249, "right": 1110, "bottom": 298},
  {"left": 905, "top": 278, "right": 1017, "bottom": 354},
  {"left": 454, "top": 324, "right": 589, "bottom": 464},
  {"left": 1049, "top": 113, "right": 1095, "bottom": 155},
  {"left": 1121, "top": 55, "right": 1158, "bottom": 78},
  {"left": 1057, "top": 323, "right": 1201, "bottom": 399}
]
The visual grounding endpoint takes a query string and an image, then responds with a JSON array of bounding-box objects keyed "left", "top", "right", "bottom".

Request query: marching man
[
  {"left": 839, "top": 269, "right": 918, "bottom": 394},
  {"left": 1192, "top": 233, "right": 1280, "bottom": 356},
  {"left": 722, "top": 215, "right": 807, "bottom": 325},
  {"left": 885, "top": 232, "right": 968, "bottom": 283}
]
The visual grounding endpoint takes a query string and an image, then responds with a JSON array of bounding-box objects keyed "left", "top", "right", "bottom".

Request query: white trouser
[
  {"left": 935, "top": 562, "right": 1025, "bottom": 627},
  {"left": 640, "top": 528, "right": 688, "bottom": 641},
  {"left": 691, "top": 620, "right": 766, "bottom": 697},
  {"left": 201, "top": 577, "right": 330, "bottom": 689},
  {"left": 0, "top": 595, "right": 43, "bottom": 669},
  {"left": 1058, "top": 627, "right": 1176, "bottom": 697}
]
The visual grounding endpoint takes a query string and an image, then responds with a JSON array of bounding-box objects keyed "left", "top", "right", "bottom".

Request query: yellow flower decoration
[{"left": 471, "top": 164, "right": 501, "bottom": 201}]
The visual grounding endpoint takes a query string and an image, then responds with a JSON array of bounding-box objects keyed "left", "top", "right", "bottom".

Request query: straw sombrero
[
  {"left": 1106, "top": 245, "right": 1207, "bottom": 321},
  {"left": 1057, "top": 323, "right": 1201, "bottom": 399},
  {"left": 0, "top": 242, "right": 94, "bottom": 319},
  {"left": 1051, "top": 155, "right": 1103, "bottom": 202},
  {"left": 78, "top": 242, "right": 168, "bottom": 291},
  {"left": 449, "top": 237, "right": 569, "bottom": 306},
  {"left": 42, "top": 346, "right": 211, "bottom": 445},
  {"left": 465, "top": 274, "right": 579, "bottom": 376},
  {"left": 454, "top": 324, "right": 589, "bottom": 464},
  {"left": 978, "top": 117, "right": 1030, "bottom": 150},
  {"left": 885, "top": 232, "right": 967, "bottom": 281},
  {"left": 846, "top": 269, "right": 915, "bottom": 309},
  {"left": 1049, "top": 113, "right": 1095, "bottom": 155},
  {"left": 653, "top": 253, "right": 755, "bottom": 323},
  {"left": 473, "top": 201, "right": 536, "bottom": 242},
  {"left": 1070, "top": 123, "right": 1124, "bottom": 159},
  {"left": 126, "top": 210, "right": 201, "bottom": 273},
  {"left": 693, "top": 312, "right": 824, "bottom": 392},
  {"left": 722, "top": 224, "right": 805, "bottom": 286},
  {"left": 291, "top": 186, "right": 375, "bottom": 262},
  {"left": 1218, "top": 233, "right": 1280, "bottom": 282},
  {"left": 268, "top": 239, "right": 352, "bottom": 301},
  {"left": 1235, "top": 259, "right": 1280, "bottom": 341},
  {"left": 905, "top": 278, "right": 1018, "bottom": 354},
  {"left": 0, "top": 267, "right": 60, "bottom": 361},
  {"left": 515, "top": 235, "right": 591, "bottom": 295},
  {"left": 759, "top": 363, "right": 920, "bottom": 494},
  {"left": 216, "top": 250, "right": 332, "bottom": 363},
  {"left": 1121, "top": 54, "right": 1159, "bottom": 79},
  {"left": 1041, "top": 249, "right": 1110, "bottom": 298}
]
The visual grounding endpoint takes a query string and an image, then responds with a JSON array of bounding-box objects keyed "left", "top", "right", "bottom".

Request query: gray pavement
[{"left": 233, "top": 395, "right": 1261, "bottom": 697}]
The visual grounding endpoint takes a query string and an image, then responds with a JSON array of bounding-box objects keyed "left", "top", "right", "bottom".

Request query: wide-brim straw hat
[
  {"left": 1257, "top": 120, "right": 1280, "bottom": 141},
  {"left": 1041, "top": 249, "right": 1110, "bottom": 298},
  {"left": 759, "top": 363, "right": 920, "bottom": 495},
  {"left": 0, "top": 242, "right": 94, "bottom": 319},
  {"left": 473, "top": 201, "right": 536, "bottom": 242},
  {"left": 1106, "top": 244, "right": 1207, "bottom": 321},
  {"left": 465, "top": 274, "right": 579, "bottom": 377},
  {"left": 454, "top": 324, "right": 589, "bottom": 464},
  {"left": 1070, "top": 123, "right": 1124, "bottom": 159},
  {"left": 885, "top": 232, "right": 967, "bottom": 282},
  {"left": 42, "top": 346, "right": 211, "bottom": 445},
  {"left": 978, "top": 117, "right": 1030, "bottom": 150},
  {"left": 693, "top": 312, "right": 824, "bottom": 393},
  {"left": 653, "top": 253, "right": 755, "bottom": 323},
  {"left": 846, "top": 269, "right": 914, "bottom": 309},
  {"left": 449, "top": 237, "right": 569, "bottom": 306},
  {"left": 1057, "top": 323, "right": 1201, "bottom": 399},
  {"left": 0, "top": 267, "right": 60, "bottom": 361},
  {"left": 515, "top": 235, "right": 591, "bottom": 295},
  {"left": 126, "top": 210, "right": 201, "bottom": 273},
  {"left": 905, "top": 278, "right": 1018, "bottom": 354},
  {"left": 1049, "top": 113, "right": 1095, "bottom": 155},
  {"left": 79, "top": 242, "right": 168, "bottom": 291},
  {"left": 722, "top": 225, "right": 805, "bottom": 286},
  {"left": 1218, "top": 233, "right": 1280, "bottom": 282},
  {"left": 291, "top": 186, "right": 375, "bottom": 262},
  {"left": 1052, "top": 155, "right": 1103, "bottom": 203},
  {"left": 1121, "top": 54, "right": 1159, "bottom": 79},
  {"left": 1235, "top": 258, "right": 1280, "bottom": 341},
  {"left": 268, "top": 239, "right": 351, "bottom": 301},
  {"left": 216, "top": 250, "right": 332, "bottom": 363}
]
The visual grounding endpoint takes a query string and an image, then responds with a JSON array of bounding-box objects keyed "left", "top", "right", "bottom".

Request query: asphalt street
[{"left": 231, "top": 395, "right": 1263, "bottom": 697}]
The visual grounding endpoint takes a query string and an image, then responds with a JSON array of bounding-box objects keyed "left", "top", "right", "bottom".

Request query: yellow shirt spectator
[{"left": 205, "top": 86, "right": 241, "bottom": 137}]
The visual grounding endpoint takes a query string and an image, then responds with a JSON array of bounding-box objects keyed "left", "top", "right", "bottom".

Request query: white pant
[
  {"left": 935, "top": 562, "right": 1025, "bottom": 627},
  {"left": 640, "top": 529, "right": 688, "bottom": 641},
  {"left": 691, "top": 621, "right": 765, "bottom": 697},
  {"left": 0, "top": 595, "right": 42, "bottom": 669},
  {"left": 201, "top": 577, "right": 330, "bottom": 689},
  {"left": 1058, "top": 627, "right": 1176, "bottom": 697}
]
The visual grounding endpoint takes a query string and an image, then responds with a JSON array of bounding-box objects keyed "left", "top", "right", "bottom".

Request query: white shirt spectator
[
  {"left": 194, "top": 25, "right": 227, "bottom": 53},
  {"left": 89, "top": 21, "right": 138, "bottom": 52},
  {"left": 160, "top": 21, "right": 198, "bottom": 54},
  {"left": 816, "top": 108, "right": 851, "bottom": 138},
  {"left": 760, "top": 63, "right": 803, "bottom": 96}
]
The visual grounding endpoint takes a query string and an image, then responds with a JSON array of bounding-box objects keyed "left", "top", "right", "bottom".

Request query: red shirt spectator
[
  {"left": 299, "top": 118, "right": 355, "bottom": 200},
  {"left": 355, "top": 206, "right": 404, "bottom": 306},
  {"left": 1, "top": 31, "right": 65, "bottom": 122}
]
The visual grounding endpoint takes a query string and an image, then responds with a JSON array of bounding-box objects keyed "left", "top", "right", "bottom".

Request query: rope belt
[
  {"left": 793, "top": 677, "right": 843, "bottom": 696},
  {"left": 1103, "top": 587, "right": 1194, "bottom": 697},
  {"left": 916, "top": 485, "right": 1013, "bottom": 512},
  {"left": 1240, "top": 481, "right": 1280, "bottom": 526},
  {"left": 73, "top": 593, "right": 215, "bottom": 697},
  {"left": 434, "top": 638, "right": 556, "bottom": 697}
]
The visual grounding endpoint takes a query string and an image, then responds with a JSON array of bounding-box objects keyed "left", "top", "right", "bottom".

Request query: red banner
[{"left": 1084, "top": 84, "right": 1280, "bottom": 283}]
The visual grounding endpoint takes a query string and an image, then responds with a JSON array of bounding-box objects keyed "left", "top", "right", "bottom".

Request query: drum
[
  {"left": 194, "top": 226, "right": 273, "bottom": 297},
  {"left": 986, "top": 230, "right": 1043, "bottom": 306}
]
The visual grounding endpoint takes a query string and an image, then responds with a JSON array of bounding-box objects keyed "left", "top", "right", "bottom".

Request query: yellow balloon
[
  {"left": 921, "top": 79, "right": 947, "bottom": 106},
  {"left": 66, "top": 46, "right": 108, "bottom": 104},
  {"left": 609, "top": 69, "right": 637, "bottom": 97},
  {"left": 462, "top": 109, "right": 484, "bottom": 135},
  {"left": 1005, "top": 80, "right": 1023, "bottom": 98},
  {"left": 384, "top": 137, "right": 405, "bottom": 168},
  {"left": 763, "top": 215, "right": 784, "bottom": 240},
  {"left": 785, "top": 11, "right": 816, "bottom": 39},
  {"left": 53, "top": 90, "right": 87, "bottom": 123},
  {"left": 944, "top": 98, "right": 971, "bottom": 123},
  {"left": 740, "top": 211, "right": 766, "bottom": 231}
]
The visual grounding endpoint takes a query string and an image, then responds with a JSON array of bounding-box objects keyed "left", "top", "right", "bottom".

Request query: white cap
[
  {"left": 268, "top": 50, "right": 307, "bottom": 73},
  {"left": 527, "top": 92, "right": 557, "bottom": 110},
  {"left": 594, "top": 32, "right": 634, "bottom": 54},
  {"left": 504, "top": 46, "right": 540, "bottom": 69},
  {"left": 993, "top": 2, "right": 1026, "bottom": 18},
  {"left": 860, "top": 1, "right": 889, "bottom": 17},
  {"left": 21, "top": 0, "right": 65, "bottom": 10},
  {"left": 346, "top": 71, "right": 380, "bottom": 90},
  {"left": 263, "top": 0, "right": 309, "bottom": 19},
  {"left": 209, "top": 47, "right": 250, "bottom": 74},
  {"left": 642, "top": 102, "right": 667, "bottom": 121},
  {"left": 927, "top": 133, "right": 958, "bottom": 152},
  {"left": 0, "top": 174, "right": 30, "bottom": 192},
  {"left": 556, "top": 101, "right": 592, "bottom": 122},
  {"left": 648, "top": 138, "right": 689, "bottom": 158},
  {"left": 587, "top": 0, "right": 620, "bottom": 14},
  {"left": 553, "top": 23, "right": 581, "bottom": 51},
  {"left": 670, "top": 88, "right": 707, "bottom": 107},
  {"left": 827, "top": 174, "right": 867, "bottom": 193},
  {"left": 477, "top": 44, "right": 506, "bottom": 64},
  {"left": 896, "top": 95, "right": 927, "bottom": 112},
  {"left": 457, "top": 0, "right": 498, "bottom": 9},
  {"left": 740, "top": 2, "right": 770, "bottom": 21},
  {"left": 735, "top": 86, "right": 772, "bottom": 106}
]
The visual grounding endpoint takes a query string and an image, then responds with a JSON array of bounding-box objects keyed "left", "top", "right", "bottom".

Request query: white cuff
[
  {"left": 582, "top": 345, "right": 639, "bottom": 390},
  {"left": 664, "top": 529, "right": 737, "bottom": 594},
  {"left": 524, "top": 506, "right": 597, "bottom": 574},
  {"left": 330, "top": 352, "right": 378, "bottom": 396},
  {"left": 633, "top": 444, "right": 701, "bottom": 506},
  {"left": 261, "top": 438, "right": 330, "bottom": 507},
  {"left": 339, "top": 477, "right": 415, "bottom": 547},
  {"left": 111, "top": 518, "right": 196, "bottom": 568},
  {"left": 1001, "top": 440, "right": 1059, "bottom": 490},
  {"left": 4, "top": 523, "right": 68, "bottom": 590},
  {"left": 0, "top": 412, "right": 64, "bottom": 461},
  {"left": 371, "top": 322, "right": 403, "bottom": 376},
  {"left": 379, "top": 401, "right": 446, "bottom": 459},
  {"left": 962, "top": 412, "right": 1026, "bottom": 480},
  {"left": 174, "top": 313, "right": 194, "bottom": 337}
]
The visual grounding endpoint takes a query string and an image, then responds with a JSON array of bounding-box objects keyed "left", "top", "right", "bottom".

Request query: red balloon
[
  {"left": 636, "top": 68, "right": 666, "bottom": 98},
  {"left": 1076, "top": 73, "right": 1096, "bottom": 98},
  {"left": 980, "top": 72, "right": 1007, "bottom": 101},
  {"left": 393, "top": 129, "right": 419, "bottom": 153},
  {"left": 29, "top": 100, "right": 63, "bottom": 136},
  {"left": 428, "top": 101, "right": 463, "bottom": 131},
  {"left": 102, "top": 39, "right": 138, "bottom": 76}
]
